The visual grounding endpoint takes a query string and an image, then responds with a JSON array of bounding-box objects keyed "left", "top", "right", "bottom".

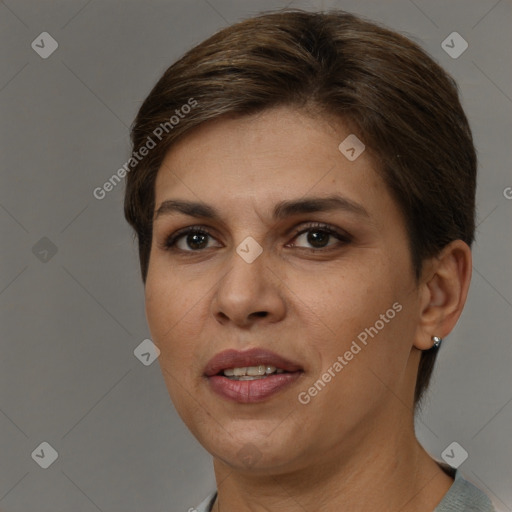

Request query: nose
[{"left": 211, "top": 246, "right": 286, "bottom": 328}]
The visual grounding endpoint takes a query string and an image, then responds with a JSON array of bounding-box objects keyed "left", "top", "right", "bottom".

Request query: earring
[{"left": 432, "top": 336, "right": 442, "bottom": 348}]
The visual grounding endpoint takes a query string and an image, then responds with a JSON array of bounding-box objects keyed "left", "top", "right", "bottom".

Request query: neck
[{"left": 210, "top": 409, "right": 453, "bottom": 511}]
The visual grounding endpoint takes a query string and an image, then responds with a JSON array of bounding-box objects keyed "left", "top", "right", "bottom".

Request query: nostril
[{"left": 250, "top": 311, "right": 268, "bottom": 318}]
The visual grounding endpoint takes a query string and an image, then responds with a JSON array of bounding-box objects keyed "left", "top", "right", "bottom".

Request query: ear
[{"left": 413, "top": 240, "right": 472, "bottom": 350}]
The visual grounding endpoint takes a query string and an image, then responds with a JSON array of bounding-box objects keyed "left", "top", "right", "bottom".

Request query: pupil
[
  {"left": 188, "top": 233, "right": 208, "bottom": 249},
  {"left": 308, "top": 230, "right": 329, "bottom": 248}
]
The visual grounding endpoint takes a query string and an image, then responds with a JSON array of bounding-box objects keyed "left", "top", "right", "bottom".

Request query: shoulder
[
  {"left": 190, "top": 471, "right": 497, "bottom": 512},
  {"left": 190, "top": 491, "right": 217, "bottom": 512},
  {"left": 435, "top": 470, "right": 496, "bottom": 512}
]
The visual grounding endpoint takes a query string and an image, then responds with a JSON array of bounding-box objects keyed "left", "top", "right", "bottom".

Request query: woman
[{"left": 124, "top": 9, "right": 496, "bottom": 511}]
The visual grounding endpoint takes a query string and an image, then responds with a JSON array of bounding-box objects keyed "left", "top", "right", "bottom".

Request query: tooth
[
  {"left": 246, "top": 365, "right": 267, "bottom": 376},
  {"left": 222, "top": 365, "right": 286, "bottom": 378}
]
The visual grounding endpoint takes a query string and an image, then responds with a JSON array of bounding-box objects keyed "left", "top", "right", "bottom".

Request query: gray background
[{"left": 1, "top": 0, "right": 511, "bottom": 511}]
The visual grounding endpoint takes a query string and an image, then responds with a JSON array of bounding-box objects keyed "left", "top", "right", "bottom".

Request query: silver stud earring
[{"left": 432, "top": 336, "right": 442, "bottom": 348}]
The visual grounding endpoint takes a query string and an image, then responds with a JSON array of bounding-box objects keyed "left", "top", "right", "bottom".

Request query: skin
[{"left": 144, "top": 106, "right": 472, "bottom": 511}]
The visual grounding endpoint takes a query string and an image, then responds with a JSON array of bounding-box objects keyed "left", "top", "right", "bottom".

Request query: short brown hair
[{"left": 124, "top": 9, "right": 476, "bottom": 408}]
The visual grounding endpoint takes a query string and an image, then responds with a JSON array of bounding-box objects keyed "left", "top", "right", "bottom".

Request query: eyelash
[{"left": 162, "top": 222, "right": 352, "bottom": 253}]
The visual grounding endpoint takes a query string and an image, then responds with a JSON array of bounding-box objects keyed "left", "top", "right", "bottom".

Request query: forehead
[{"left": 153, "top": 107, "right": 388, "bottom": 220}]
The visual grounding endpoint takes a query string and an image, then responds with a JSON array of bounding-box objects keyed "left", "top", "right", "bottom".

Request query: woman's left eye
[{"left": 288, "top": 224, "right": 351, "bottom": 250}]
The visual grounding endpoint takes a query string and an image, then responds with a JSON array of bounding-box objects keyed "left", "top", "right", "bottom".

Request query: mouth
[
  {"left": 204, "top": 347, "right": 303, "bottom": 377},
  {"left": 204, "top": 348, "right": 304, "bottom": 403},
  {"left": 222, "top": 365, "right": 287, "bottom": 380}
]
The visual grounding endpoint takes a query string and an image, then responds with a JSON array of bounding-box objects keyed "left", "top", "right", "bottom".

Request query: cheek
[
  {"left": 299, "top": 262, "right": 391, "bottom": 331},
  {"left": 144, "top": 266, "right": 199, "bottom": 364},
  {"left": 302, "top": 261, "right": 410, "bottom": 375},
  {"left": 145, "top": 272, "right": 207, "bottom": 414},
  {"left": 145, "top": 271, "right": 175, "bottom": 340}
]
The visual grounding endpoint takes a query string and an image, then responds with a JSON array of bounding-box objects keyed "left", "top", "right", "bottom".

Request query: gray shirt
[{"left": 191, "top": 469, "right": 496, "bottom": 512}]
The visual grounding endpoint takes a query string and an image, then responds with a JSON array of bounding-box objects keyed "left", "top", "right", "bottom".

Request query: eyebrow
[{"left": 154, "top": 195, "right": 369, "bottom": 221}]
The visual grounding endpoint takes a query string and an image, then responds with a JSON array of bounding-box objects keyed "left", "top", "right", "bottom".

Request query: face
[{"left": 145, "top": 107, "right": 423, "bottom": 474}]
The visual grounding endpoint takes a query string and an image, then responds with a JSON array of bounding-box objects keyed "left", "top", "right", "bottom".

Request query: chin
[{"left": 202, "top": 426, "right": 305, "bottom": 472}]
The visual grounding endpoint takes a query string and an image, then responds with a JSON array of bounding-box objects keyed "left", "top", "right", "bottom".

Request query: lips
[
  {"left": 204, "top": 348, "right": 304, "bottom": 403},
  {"left": 203, "top": 348, "right": 303, "bottom": 377}
]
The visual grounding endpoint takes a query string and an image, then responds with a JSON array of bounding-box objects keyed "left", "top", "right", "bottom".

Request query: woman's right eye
[{"left": 164, "top": 227, "right": 220, "bottom": 252}]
